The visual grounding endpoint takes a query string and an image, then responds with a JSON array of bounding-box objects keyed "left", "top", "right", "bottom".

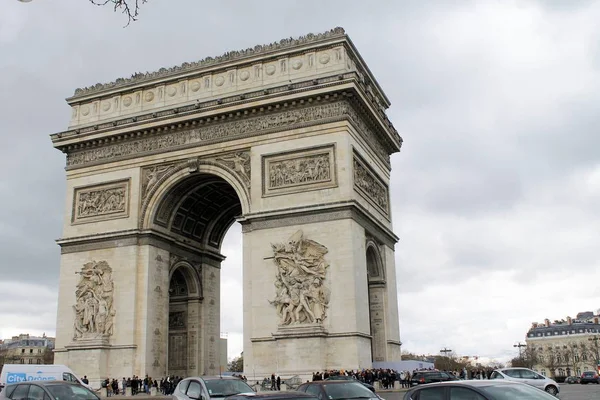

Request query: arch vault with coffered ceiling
[{"left": 51, "top": 27, "right": 403, "bottom": 385}]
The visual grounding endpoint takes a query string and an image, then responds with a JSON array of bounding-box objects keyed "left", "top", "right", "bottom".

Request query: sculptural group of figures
[
  {"left": 77, "top": 188, "right": 126, "bottom": 217},
  {"left": 269, "top": 154, "right": 330, "bottom": 189},
  {"left": 73, "top": 261, "right": 116, "bottom": 339},
  {"left": 270, "top": 230, "right": 331, "bottom": 325}
]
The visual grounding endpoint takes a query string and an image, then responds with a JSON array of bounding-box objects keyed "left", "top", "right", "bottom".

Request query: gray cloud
[{"left": 1, "top": 0, "right": 599, "bottom": 363}]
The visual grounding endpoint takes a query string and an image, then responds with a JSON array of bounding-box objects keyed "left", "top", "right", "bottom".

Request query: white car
[
  {"left": 173, "top": 376, "right": 254, "bottom": 400},
  {"left": 490, "top": 368, "right": 559, "bottom": 396}
]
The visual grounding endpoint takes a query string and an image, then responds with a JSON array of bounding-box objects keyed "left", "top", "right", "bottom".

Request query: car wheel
[{"left": 545, "top": 385, "right": 558, "bottom": 396}]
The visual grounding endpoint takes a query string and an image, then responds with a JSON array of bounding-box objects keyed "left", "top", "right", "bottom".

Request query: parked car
[
  {"left": 325, "top": 375, "right": 376, "bottom": 393},
  {"left": 410, "top": 371, "right": 457, "bottom": 386},
  {"left": 297, "top": 380, "right": 381, "bottom": 400},
  {"left": 565, "top": 376, "right": 580, "bottom": 384},
  {"left": 173, "top": 376, "right": 255, "bottom": 400},
  {"left": 580, "top": 371, "right": 600, "bottom": 384},
  {"left": 403, "top": 380, "right": 558, "bottom": 400},
  {"left": 0, "top": 380, "right": 99, "bottom": 400},
  {"left": 226, "top": 391, "right": 317, "bottom": 400},
  {"left": 489, "top": 368, "right": 559, "bottom": 396}
]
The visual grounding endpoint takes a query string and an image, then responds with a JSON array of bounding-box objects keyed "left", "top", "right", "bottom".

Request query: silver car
[
  {"left": 173, "top": 376, "right": 255, "bottom": 400},
  {"left": 490, "top": 368, "right": 559, "bottom": 396}
]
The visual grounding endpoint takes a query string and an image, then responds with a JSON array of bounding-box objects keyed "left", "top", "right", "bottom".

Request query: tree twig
[{"left": 89, "top": 0, "right": 147, "bottom": 27}]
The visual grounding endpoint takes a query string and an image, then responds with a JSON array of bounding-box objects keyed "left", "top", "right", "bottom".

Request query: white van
[{"left": 0, "top": 364, "right": 92, "bottom": 391}]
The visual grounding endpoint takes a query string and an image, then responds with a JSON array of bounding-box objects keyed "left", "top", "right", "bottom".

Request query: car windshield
[
  {"left": 47, "top": 384, "right": 99, "bottom": 400},
  {"left": 204, "top": 379, "right": 254, "bottom": 397},
  {"left": 322, "top": 382, "right": 374, "bottom": 400},
  {"left": 327, "top": 376, "right": 352, "bottom": 380},
  {"left": 480, "top": 384, "right": 557, "bottom": 400}
]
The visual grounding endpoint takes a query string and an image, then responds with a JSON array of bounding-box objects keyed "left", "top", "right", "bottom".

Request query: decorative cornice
[
  {"left": 72, "top": 27, "right": 346, "bottom": 98},
  {"left": 61, "top": 96, "right": 393, "bottom": 170},
  {"left": 56, "top": 201, "right": 398, "bottom": 253},
  {"left": 239, "top": 200, "right": 398, "bottom": 248}
]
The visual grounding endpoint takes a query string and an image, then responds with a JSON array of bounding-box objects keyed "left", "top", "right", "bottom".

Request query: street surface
[{"left": 379, "top": 384, "right": 600, "bottom": 400}]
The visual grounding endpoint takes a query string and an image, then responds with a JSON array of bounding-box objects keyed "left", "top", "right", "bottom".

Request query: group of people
[
  {"left": 311, "top": 368, "right": 401, "bottom": 389},
  {"left": 100, "top": 375, "right": 184, "bottom": 396}
]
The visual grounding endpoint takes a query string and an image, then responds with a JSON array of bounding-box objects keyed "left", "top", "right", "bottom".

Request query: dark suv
[
  {"left": 410, "top": 371, "right": 457, "bottom": 386},
  {"left": 580, "top": 371, "right": 600, "bottom": 384}
]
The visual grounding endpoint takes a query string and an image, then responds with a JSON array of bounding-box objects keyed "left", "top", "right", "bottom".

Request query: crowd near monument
[{"left": 50, "top": 27, "right": 403, "bottom": 386}]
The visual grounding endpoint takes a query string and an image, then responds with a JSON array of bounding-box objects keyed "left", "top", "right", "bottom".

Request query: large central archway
[{"left": 149, "top": 170, "right": 244, "bottom": 377}]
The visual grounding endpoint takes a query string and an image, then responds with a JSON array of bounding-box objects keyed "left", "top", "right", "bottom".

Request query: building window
[
  {"left": 38, "top": 349, "right": 41, "bottom": 353},
  {"left": 29, "top": 349, "right": 33, "bottom": 354},
  {"left": 21, "top": 349, "right": 25, "bottom": 354},
  {"left": 577, "top": 368, "right": 581, "bottom": 376},
  {"left": 541, "top": 370, "right": 546, "bottom": 376},
  {"left": 28, "top": 359, "right": 33, "bottom": 364},
  {"left": 558, "top": 369, "right": 565, "bottom": 376},
  {"left": 583, "top": 354, "right": 588, "bottom": 361},
  {"left": 20, "top": 358, "right": 24, "bottom": 364},
  {"left": 37, "top": 359, "right": 41, "bottom": 364}
]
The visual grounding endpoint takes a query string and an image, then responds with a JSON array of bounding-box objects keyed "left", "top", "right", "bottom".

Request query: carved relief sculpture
[
  {"left": 215, "top": 151, "right": 251, "bottom": 185},
  {"left": 73, "top": 261, "right": 116, "bottom": 340},
  {"left": 72, "top": 180, "right": 129, "bottom": 224},
  {"left": 269, "top": 230, "right": 331, "bottom": 326},
  {"left": 353, "top": 156, "right": 389, "bottom": 214},
  {"left": 263, "top": 145, "right": 336, "bottom": 197},
  {"left": 268, "top": 153, "right": 330, "bottom": 189},
  {"left": 141, "top": 164, "right": 177, "bottom": 201}
]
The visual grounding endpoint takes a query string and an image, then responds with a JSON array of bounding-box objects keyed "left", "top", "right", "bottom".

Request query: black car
[
  {"left": 0, "top": 381, "right": 99, "bottom": 400},
  {"left": 297, "top": 380, "right": 380, "bottom": 400},
  {"left": 325, "top": 376, "right": 376, "bottom": 393},
  {"left": 403, "top": 380, "right": 558, "bottom": 400},
  {"left": 227, "top": 391, "right": 317, "bottom": 400},
  {"left": 580, "top": 371, "right": 600, "bottom": 384},
  {"left": 410, "top": 371, "right": 457, "bottom": 386},
  {"left": 565, "top": 376, "right": 580, "bottom": 384}
]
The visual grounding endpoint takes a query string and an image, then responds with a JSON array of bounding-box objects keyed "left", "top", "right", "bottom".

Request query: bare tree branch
[{"left": 89, "top": 0, "right": 147, "bottom": 27}]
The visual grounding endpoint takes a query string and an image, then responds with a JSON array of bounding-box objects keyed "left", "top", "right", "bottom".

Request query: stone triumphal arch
[{"left": 51, "top": 27, "right": 403, "bottom": 384}]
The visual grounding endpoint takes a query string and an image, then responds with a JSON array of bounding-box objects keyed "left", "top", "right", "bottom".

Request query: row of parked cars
[
  {"left": 565, "top": 370, "right": 600, "bottom": 384},
  {"left": 409, "top": 368, "right": 560, "bottom": 396},
  {"left": 1, "top": 367, "right": 598, "bottom": 400}
]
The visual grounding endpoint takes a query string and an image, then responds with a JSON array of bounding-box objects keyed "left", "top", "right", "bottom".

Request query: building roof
[{"left": 527, "top": 311, "right": 600, "bottom": 338}]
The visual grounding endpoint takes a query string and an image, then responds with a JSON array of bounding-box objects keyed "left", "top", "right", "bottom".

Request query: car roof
[
  {"left": 409, "top": 380, "right": 530, "bottom": 389},
  {"left": 4, "top": 381, "right": 84, "bottom": 388},
  {"left": 186, "top": 376, "right": 245, "bottom": 381},
  {"left": 301, "top": 380, "right": 363, "bottom": 385},
  {"left": 228, "top": 391, "right": 316, "bottom": 399}
]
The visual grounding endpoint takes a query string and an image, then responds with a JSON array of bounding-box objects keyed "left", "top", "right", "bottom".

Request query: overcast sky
[{"left": 1, "top": 0, "right": 599, "bottom": 366}]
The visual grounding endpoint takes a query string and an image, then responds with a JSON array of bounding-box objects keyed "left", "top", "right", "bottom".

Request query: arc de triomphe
[{"left": 51, "top": 27, "right": 403, "bottom": 384}]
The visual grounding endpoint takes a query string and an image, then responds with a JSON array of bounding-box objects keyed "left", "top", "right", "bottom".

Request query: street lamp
[
  {"left": 440, "top": 348, "right": 452, "bottom": 371},
  {"left": 514, "top": 342, "right": 526, "bottom": 358}
]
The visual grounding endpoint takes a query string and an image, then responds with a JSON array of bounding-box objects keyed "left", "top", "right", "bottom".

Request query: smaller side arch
[
  {"left": 169, "top": 260, "right": 203, "bottom": 299},
  {"left": 366, "top": 240, "right": 386, "bottom": 283}
]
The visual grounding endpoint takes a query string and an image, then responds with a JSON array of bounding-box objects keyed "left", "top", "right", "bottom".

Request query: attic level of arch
[{"left": 51, "top": 74, "right": 402, "bottom": 163}]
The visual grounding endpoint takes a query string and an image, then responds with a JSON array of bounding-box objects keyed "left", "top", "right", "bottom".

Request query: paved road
[{"left": 378, "top": 384, "right": 600, "bottom": 400}]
